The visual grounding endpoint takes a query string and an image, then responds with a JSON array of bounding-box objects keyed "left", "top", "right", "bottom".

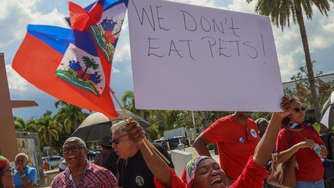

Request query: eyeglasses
[
  {"left": 112, "top": 134, "right": 127, "bottom": 145},
  {"left": 63, "top": 146, "right": 82, "bottom": 154},
  {"left": 293, "top": 107, "right": 306, "bottom": 113}
]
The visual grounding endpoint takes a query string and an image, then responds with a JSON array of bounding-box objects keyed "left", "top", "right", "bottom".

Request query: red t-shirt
[
  {"left": 154, "top": 156, "right": 267, "bottom": 188},
  {"left": 203, "top": 115, "right": 259, "bottom": 179},
  {"left": 276, "top": 125, "right": 325, "bottom": 181}
]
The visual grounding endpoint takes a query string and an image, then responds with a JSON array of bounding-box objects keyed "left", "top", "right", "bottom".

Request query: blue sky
[{"left": 2, "top": 0, "right": 334, "bottom": 120}]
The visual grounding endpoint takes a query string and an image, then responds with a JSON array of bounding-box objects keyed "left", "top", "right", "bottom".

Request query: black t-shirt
[{"left": 117, "top": 144, "right": 173, "bottom": 188}]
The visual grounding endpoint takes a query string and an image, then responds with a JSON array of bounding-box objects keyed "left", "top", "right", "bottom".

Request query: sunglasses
[
  {"left": 293, "top": 107, "right": 306, "bottom": 112},
  {"left": 112, "top": 134, "right": 127, "bottom": 145},
  {"left": 63, "top": 146, "right": 82, "bottom": 154}
]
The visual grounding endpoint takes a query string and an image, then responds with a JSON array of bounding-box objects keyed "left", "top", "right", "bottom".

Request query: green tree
[
  {"left": 82, "top": 56, "right": 98, "bottom": 78},
  {"left": 53, "top": 100, "right": 88, "bottom": 153},
  {"left": 14, "top": 117, "right": 39, "bottom": 132},
  {"left": 121, "top": 90, "right": 136, "bottom": 113},
  {"left": 284, "top": 64, "right": 334, "bottom": 131},
  {"left": 54, "top": 100, "right": 88, "bottom": 131},
  {"left": 284, "top": 63, "right": 334, "bottom": 107},
  {"left": 37, "top": 114, "right": 60, "bottom": 146},
  {"left": 246, "top": 0, "right": 334, "bottom": 123},
  {"left": 121, "top": 90, "right": 150, "bottom": 120}
]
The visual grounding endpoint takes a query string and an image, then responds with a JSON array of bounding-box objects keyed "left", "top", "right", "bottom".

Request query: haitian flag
[{"left": 12, "top": 0, "right": 128, "bottom": 119}]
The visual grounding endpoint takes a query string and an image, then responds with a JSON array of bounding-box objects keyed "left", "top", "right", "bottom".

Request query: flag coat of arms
[{"left": 12, "top": 0, "right": 128, "bottom": 119}]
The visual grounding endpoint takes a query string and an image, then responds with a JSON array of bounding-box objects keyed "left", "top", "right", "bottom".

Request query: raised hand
[{"left": 125, "top": 118, "right": 145, "bottom": 143}]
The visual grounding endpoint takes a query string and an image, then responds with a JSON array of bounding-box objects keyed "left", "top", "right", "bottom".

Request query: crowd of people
[{"left": 0, "top": 96, "right": 331, "bottom": 188}]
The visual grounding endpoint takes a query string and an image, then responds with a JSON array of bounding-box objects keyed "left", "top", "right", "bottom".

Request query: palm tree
[
  {"left": 246, "top": 0, "right": 334, "bottom": 124},
  {"left": 121, "top": 90, "right": 152, "bottom": 120},
  {"left": 37, "top": 115, "right": 60, "bottom": 146},
  {"left": 14, "top": 116, "right": 26, "bottom": 131},
  {"left": 82, "top": 56, "right": 98, "bottom": 78},
  {"left": 121, "top": 90, "right": 136, "bottom": 112},
  {"left": 14, "top": 117, "right": 39, "bottom": 132},
  {"left": 54, "top": 100, "right": 88, "bottom": 131}
]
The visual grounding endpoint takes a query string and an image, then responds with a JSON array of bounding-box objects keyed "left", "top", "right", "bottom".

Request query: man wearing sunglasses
[
  {"left": 51, "top": 137, "right": 118, "bottom": 188},
  {"left": 111, "top": 120, "right": 173, "bottom": 188}
]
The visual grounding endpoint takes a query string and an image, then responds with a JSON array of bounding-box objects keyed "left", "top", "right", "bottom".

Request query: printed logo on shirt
[
  {"left": 250, "top": 129, "right": 257, "bottom": 138},
  {"left": 135, "top": 176, "right": 145, "bottom": 187},
  {"left": 238, "top": 137, "right": 245, "bottom": 143}
]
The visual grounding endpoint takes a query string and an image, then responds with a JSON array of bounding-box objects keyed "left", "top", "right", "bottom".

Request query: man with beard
[
  {"left": 51, "top": 137, "right": 117, "bottom": 188},
  {"left": 193, "top": 112, "right": 259, "bottom": 184}
]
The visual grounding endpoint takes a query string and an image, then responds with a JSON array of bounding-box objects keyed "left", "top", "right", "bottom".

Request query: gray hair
[
  {"left": 15, "top": 153, "right": 29, "bottom": 162},
  {"left": 63, "top": 137, "right": 87, "bottom": 149},
  {"left": 110, "top": 120, "right": 128, "bottom": 135}
]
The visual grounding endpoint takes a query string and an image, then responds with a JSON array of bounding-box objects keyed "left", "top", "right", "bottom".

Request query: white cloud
[
  {"left": 113, "top": 17, "right": 131, "bottom": 62},
  {"left": 112, "top": 67, "right": 120, "bottom": 73},
  {"left": 5, "top": 64, "right": 30, "bottom": 92},
  {"left": 226, "top": 0, "right": 256, "bottom": 13},
  {"left": 0, "top": 0, "right": 67, "bottom": 47},
  {"left": 308, "top": 11, "right": 334, "bottom": 50}
]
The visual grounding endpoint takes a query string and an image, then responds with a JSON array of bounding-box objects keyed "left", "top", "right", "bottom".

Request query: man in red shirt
[{"left": 193, "top": 112, "right": 259, "bottom": 181}]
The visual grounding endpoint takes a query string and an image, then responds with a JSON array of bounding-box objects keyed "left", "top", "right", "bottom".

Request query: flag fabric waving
[{"left": 12, "top": 0, "right": 128, "bottom": 119}]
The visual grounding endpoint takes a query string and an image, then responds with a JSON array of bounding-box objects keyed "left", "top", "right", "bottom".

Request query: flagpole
[{"left": 109, "top": 90, "right": 170, "bottom": 164}]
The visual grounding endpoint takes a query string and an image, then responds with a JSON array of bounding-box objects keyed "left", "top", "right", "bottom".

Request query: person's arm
[
  {"left": 274, "top": 140, "right": 315, "bottom": 163},
  {"left": 16, "top": 168, "right": 34, "bottom": 188},
  {"left": 311, "top": 129, "right": 328, "bottom": 158},
  {"left": 193, "top": 133, "right": 211, "bottom": 157},
  {"left": 320, "top": 145, "right": 328, "bottom": 158},
  {"left": 19, "top": 175, "right": 34, "bottom": 188},
  {"left": 253, "top": 111, "right": 291, "bottom": 168},
  {"left": 194, "top": 119, "right": 228, "bottom": 156},
  {"left": 126, "top": 121, "right": 172, "bottom": 187}
]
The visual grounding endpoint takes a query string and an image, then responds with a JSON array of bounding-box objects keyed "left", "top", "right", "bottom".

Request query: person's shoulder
[
  {"left": 51, "top": 170, "right": 67, "bottom": 185},
  {"left": 220, "top": 114, "right": 233, "bottom": 121},
  {"left": 89, "top": 162, "right": 114, "bottom": 175},
  {"left": 26, "top": 166, "right": 37, "bottom": 173},
  {"left": 13, "top": 169, "right": 19, "bottom": 175},
  {"left": 248, "top": 118, "right": 257, "bottom": 125},
  {"left": 277, "top": 128, "right": 290, "bottom": 141},
  {"left": 304, "top": 124, "right": 318, "bottom": 132},
  {"left": 89, "top": 161, "right": 107, "bottom": 171},
  {"left": 88, "top": 162, "right": 117, "bottom": 185},
  {"left": 211, "top": 115, "right": 233, "bottom": 126},
  {"left": 278, "top": 128, "right": 288, "bottom": 135}
]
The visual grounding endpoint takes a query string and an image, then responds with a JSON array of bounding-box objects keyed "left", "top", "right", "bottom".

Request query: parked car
[
  {"left": 153, "top": 138, "right": 169, "bottom": 151},
  {"left": 167, "top": 136, "right": 184, "bottom": 150},
  {"left": 42, "top": 156, "right": 64, "bottom": 169}
]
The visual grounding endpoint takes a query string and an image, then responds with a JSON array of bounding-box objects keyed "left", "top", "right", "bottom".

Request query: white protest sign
[{"left": 128, "top": 0, "right": 284, "bottom": 112}]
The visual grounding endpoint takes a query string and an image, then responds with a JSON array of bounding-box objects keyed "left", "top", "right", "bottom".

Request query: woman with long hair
[
  {"left": 276, "top": 96, "right": 327, "bottom": 188},
  {"left": 0, "top": 155, "right": 14, "bottom": 188}
]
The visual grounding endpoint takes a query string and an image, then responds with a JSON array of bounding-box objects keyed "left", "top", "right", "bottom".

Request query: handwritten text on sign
[{"left": 128, "top": 0, "right": 283, "bottom": 112}]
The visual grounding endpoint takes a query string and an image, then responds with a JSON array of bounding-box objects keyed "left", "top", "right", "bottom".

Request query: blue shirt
[{"left": 13, "top": 166, "right": 37, "bottom": 186}]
